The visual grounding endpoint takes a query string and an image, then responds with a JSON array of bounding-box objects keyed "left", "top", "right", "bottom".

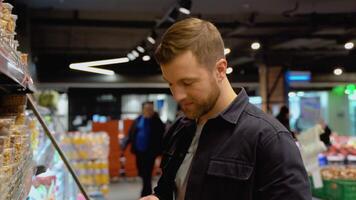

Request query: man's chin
[{"left": 182, "top": 111, "right": 199, "bottom": 120}]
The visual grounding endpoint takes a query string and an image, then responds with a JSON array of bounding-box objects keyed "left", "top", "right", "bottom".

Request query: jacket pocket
[{"left": 207, "top": 159, "right": 253, "bottom": 181}]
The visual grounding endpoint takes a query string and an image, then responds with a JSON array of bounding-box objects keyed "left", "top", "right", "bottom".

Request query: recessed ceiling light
[
  {"left": 127, "top": 53, "right": 136, "bottom": 61},
  {"left": 179, "top": 7, "right": 191, "bottom": 15},
  {"left": 224, "top": 48, "right": 231, "bottom": 55},
  {"left": 344, "top": 42, "right": 354, "bottom": 50},
  {"left": 137, "top": 46, "right": 145, "bottom": 53},
  {"left": 147, "top": 36, "right": 156, "bottom": 44},
  {"left": 132, "top": 50, "right": 139, "bottom": 58},
  {"left": 251, "top": 42, "right": 261, "bottom": 50},
  {"left": 333, "top": 68, "right": 343, "bottom": 76},
  {"left": 142, "top": 55, "right": 151, "bottom": 61}
]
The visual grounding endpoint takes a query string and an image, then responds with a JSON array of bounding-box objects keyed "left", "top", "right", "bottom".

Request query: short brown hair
[{"left": 155, "top": 18, "right": 225, "bottom": 67}]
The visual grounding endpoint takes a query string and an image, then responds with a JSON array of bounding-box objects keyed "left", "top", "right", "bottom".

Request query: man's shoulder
[{"left": 238, "top": 103, "right": 289, "bottom": 137}]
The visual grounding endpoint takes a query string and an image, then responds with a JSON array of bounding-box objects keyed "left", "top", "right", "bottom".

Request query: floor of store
[{"left": 107, "top": 178, "right": 158, "bottom": 200}]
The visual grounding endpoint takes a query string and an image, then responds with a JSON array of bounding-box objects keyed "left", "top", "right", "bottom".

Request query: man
[
  {"left": 123, "top": 101, "right": 165, "bottom": 197},
  {"left": 141, "top": 18, "right": 311, "bottom": 200}
]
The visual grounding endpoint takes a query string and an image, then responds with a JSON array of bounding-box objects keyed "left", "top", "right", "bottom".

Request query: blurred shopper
[
  {"left": 318, "top": 119, "right": 332, "bottom": 147},
  {"left": 276, "top": 105, "right": 291, "bottom": 131},
  {"left": 122, "top": 101, "right": 165, "bottom": 197},
  {"left": 276, "top": 105, "right": 298, "bottom": 139},
  {"left": 140, "top": 18, "right": 311, "bottom": 200}
]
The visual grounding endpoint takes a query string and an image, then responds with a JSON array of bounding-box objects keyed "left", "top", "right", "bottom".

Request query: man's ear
[{"left": 215, "top": 58, "right": 228, "bottom": 82}]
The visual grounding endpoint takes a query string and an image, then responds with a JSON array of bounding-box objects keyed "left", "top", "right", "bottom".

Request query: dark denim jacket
[{"left": 154, "top": 88, "right": 311, "bottom": 200}]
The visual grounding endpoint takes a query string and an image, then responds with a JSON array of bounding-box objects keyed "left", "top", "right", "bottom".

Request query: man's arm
[
  {"left": 256, "top": 131, "right": 312, "bottom": 200},
  {"left": 121, "top": 119, "right": 137, "bottom": 151}
]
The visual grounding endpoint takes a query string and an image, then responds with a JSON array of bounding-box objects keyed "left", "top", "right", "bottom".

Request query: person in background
[
  {"left": 275, "top": 105, "right": 298, "bottom": 139},
  {"left": 276, "top": 105, "right": 291, "bottom": 131},
  {"left": 140, "top": 18, "right": 311, "bottom": 200},
  {"left": 122, "top": 101, "right": 165, "bottom": 197},
  {"left": 318, "top": 119, "right": 332, "bottom": 147}
]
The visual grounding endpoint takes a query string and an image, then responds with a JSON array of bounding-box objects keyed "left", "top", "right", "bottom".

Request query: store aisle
[{"left": 107, "top": 178, "right": 158, "bottom": 200}]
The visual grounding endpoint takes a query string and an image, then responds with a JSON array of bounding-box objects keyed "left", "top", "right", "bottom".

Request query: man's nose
[{"left": 171, "top": 86, "right": 187, "bottom": 103}]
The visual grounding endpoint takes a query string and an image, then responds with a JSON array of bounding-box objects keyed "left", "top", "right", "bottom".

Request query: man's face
[
  {"left": 143, "top": 103, "right": 154, "bottom": 118},
  {"left": 161, "top": 51, "right": 220, "bottom": 119}
]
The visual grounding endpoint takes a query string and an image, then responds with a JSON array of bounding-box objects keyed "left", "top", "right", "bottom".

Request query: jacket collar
[{"left": 218, "top": 87, "right": 249, "bottom": 124}]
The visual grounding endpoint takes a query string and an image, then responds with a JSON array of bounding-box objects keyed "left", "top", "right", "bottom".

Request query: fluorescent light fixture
[
  {"left": 132, "top": 50, "right": 139, "bottom": 58},
  {"left": 226, "top": 67, "right": 233, "bottom": 74},
  {"left": 127, "top": 53, "right": 136, "bottom": 61},
  {"left": 69, "top": 57, "right": 129, "bottom": 69},
  {"left": 179, "top": 7, "right": 191, "bottom": 15},
  {"left": 147, "top": 36, "right": 156, "bottom": 44},
  {"left": 344, "top": 42, "right": 354, "bottom": 50},
  {"left": 224, "top": 48, "right": 231, "bottom": 55},
  {"left": 288, "top": 92, "right": 296, "bottom": 98},
  {"left": 297, "top": 91, "right": 305, "bottom": 97},
  {"left": 142, "top": 55, "right": 151, "bottom": 61},
  {"left": 137, "top": 46, "right": 145, "bottom": 53},
  {"left": 334, "top": 68, "right": 343, "bottom": 76},
  {"left": 251, "top": 42, "right": 261, "bottom": 50},
  {"left": 69, "top": 65, "right": 115, "bottom": 75}
]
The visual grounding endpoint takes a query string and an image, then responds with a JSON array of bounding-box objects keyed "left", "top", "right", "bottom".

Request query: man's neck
[{"left": 198, "top": 82, "right": 237, "bottom": 125}]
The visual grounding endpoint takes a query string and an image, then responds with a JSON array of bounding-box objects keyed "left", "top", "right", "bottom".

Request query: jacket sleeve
[
  {"left": 153, "top": 116, "right": 184, "bottom": 200},
  {"left": 256, "top": 131, "right": 312, "bottom": 200},
  {"left": 122, "top": 119, "right": 137, "bottom": 151}
]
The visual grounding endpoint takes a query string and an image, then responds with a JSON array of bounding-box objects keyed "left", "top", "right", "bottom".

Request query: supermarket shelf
[
  {"left": 0, "top": 39, "right": 33, "bottom": 93},
  {"left": 0, "top": 154, "right": 33, "bottom": 200}
]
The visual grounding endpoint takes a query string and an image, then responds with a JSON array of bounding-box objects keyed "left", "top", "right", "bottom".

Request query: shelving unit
[
  {"left": 0, "top": 4, "right": 88, "bottom": 199},
  {"left": 0, "top": 38, "right": 31, "bottom": 93}
]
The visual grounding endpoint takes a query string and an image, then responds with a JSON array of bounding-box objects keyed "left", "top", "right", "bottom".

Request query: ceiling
[{"left": 10, "top": 0, "right": 356, "bottom": 85}]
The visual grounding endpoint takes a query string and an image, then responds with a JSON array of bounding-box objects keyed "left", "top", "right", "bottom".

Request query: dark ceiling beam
[
  {"left": 32, "top": 46, "right": 128, "bottom": 55},
  {"left": 31, "top": 18, "right": 158, "bottom": 28},
  {"left": 31, "top": 12, "right": 356, "bottom": 29},
  {"left": 228, "top": 34, "right": 356, "bottom": 40}
]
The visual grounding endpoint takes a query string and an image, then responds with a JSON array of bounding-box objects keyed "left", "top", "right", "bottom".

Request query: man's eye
[{"left": 183, "top": 81, "right": 193, "bottom": 86}]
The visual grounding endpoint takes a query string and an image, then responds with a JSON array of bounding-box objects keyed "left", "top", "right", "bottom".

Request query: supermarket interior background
[{"left": 0, "top": 0, "right": 356, "bottom": 199}]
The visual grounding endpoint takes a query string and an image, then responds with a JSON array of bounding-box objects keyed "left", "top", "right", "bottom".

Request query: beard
[{"left": 181, "top": 81, "right": 220, "bottom": 120}]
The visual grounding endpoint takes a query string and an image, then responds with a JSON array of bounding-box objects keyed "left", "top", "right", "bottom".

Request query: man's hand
[{"left": 139, "top": 195, "right": 159, "bottom": 200}]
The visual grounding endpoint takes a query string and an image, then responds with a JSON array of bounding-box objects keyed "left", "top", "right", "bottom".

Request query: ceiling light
[
  {"left": 143, "top": 55, "right": 151, "bottom": 61},
  {"left": 132, "top": 50, "right": 139, "bottom": 58},
  {"left": 69, "top": 57, "right": 129, "bottom": 69},
  {"left": 297, "top": 91, "right": 305, "bottom": 97},
  {"left": 288, "top": 92, "right": 296, "bottom": 98},
  {"left": 127, "top": 53, "right": 136, "bottom": 61},
  {"left": 251, "top": 42, "right": 261, "bottom": 50},
  {"left": 334, "top": 68, "right": 343, "bottom": 76},
  {"left": 224, "top": 48, "right": 231, "bottom": 55},
  {"left": 179, "top": 7, "right": 191, "bottom": 15},
  {"left": 344, "top": 42, "right": 354, "bottom": 50},
  {"left": 147, "top": 36, "right": 156, "bottom": 44},
  {"left": 137, "top": 46, "right": 145, "bottom": 53},
  {"left": 226, "top": 67, "right": 233, "bottom": 74},
  {"left": 69, "top": 65, "right": 115, "bottom": 76}
]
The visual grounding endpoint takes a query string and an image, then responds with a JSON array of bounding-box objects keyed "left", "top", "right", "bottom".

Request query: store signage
[{"left": 286, "top": 71, "right": 311, "bottom": 82}]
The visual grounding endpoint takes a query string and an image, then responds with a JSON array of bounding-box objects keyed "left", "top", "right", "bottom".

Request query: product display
[
  {"left": 62, "top": 132, "right": 110, "bottom": 196},
  {"left": 0, "top": 95, "right": 34, "bottom": 200},
  {"left": 0, "top": 2, "right": 87, "bottom": 198},
  {"left": 0, "top": 0, "right": 31, "bottom": 90},
  {"left": 310, "top": 135, "right": 356, "bottom": 199}
]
